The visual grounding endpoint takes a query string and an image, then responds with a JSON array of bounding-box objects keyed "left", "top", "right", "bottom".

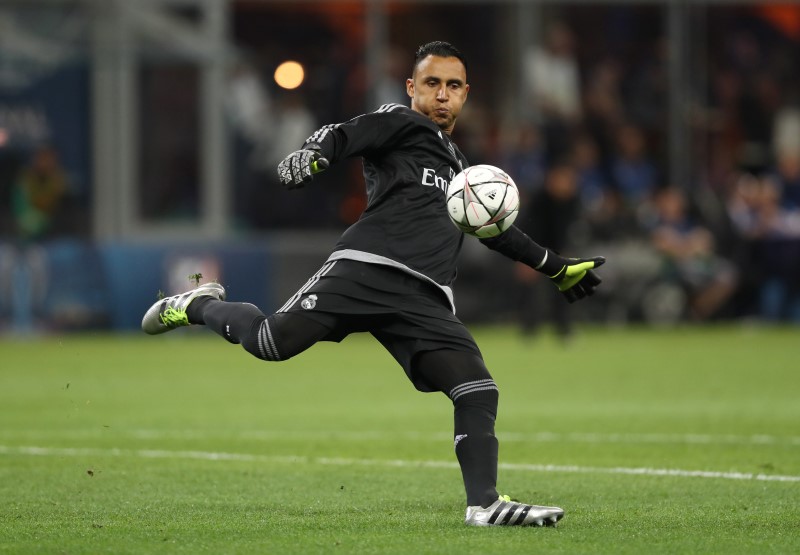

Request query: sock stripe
[
  {"left": 256, "top": 324, "right": 267, "bottom": 359},
  {"left": 449, "top": 379, "right": 498, "bottom": 402},
  {"left": 256, "top": 320, "right": 279, "bottom": 361},
  {"left": 263, "top": 318, "right": 280, "bottom": 361},
  {"left": 449, "top": 379, "right": 494, "bottom": 397},
  {"left": 452, "top": 384, "right": 498, "bottom": 401},
  {"left": 258, "top": 320, "right": 272, "bottom": 360}
]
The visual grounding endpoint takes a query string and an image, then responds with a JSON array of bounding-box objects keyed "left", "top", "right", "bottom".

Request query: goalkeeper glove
[
  {"left": 546, "top": 255, "right": 605, "bottom": 304},
  {"left": 277, "top": 143, "right": 329, "bottom": 189}
]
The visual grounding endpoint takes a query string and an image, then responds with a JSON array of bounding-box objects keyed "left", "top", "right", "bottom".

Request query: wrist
[
  {"left": 479, "top": 226, "right": 567, "bottom": 276},
  {"left": 535, "top": 249, "right": 569, "bottom": 278}
]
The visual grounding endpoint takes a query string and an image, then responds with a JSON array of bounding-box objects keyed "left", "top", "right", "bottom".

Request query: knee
[
  {"left": 241, "top": 313, "right": 320, "bottom": 362},
  {"left": 241, "top": 315, "right": 287, "bottom": 361}
]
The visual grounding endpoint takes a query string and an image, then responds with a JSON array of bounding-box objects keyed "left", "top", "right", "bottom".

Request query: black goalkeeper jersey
[{"left": 305, "top": 103, "right": 469, "bottom": 302}]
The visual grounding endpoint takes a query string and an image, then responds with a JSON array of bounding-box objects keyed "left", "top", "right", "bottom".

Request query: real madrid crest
[{"left": 301, "top": 294, "right": 317, "bottom": 310}]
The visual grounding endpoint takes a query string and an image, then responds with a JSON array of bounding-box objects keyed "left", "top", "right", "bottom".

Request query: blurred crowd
[
  {"left": 2, "top": 3, "right": 799, "bottom": 330},
  {"left": 493, "top": 12, "right": 800, "bottom": 328}
]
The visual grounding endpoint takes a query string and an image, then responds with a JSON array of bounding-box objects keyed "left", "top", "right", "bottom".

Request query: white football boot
[
  {"left": 141, "top": 282, "right": 225, "bottom": 335},
  {"left": 465, "top": 495, "right": 564, "bottom": 527}
]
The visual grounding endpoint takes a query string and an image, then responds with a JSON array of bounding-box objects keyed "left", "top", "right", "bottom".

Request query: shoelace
[{"left": 160, "top": 306, "right": 188, "bottom": 327}]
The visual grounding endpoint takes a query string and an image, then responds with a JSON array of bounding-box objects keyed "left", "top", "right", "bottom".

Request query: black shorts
[{"left": 278, "top": 259, "right": 482, "bottom": 391}]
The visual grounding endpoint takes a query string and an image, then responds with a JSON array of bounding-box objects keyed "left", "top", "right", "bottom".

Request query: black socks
[
  {"left": 187, "top": 297, "right": 265, "bottom": 345},
  {"left": 453, "top": 388, "right": 500, "bottom": 507},
  {"left": 411, "top": 350, "right": 501, "bottom": 508}
]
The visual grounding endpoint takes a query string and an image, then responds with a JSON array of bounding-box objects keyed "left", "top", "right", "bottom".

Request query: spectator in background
[
  {"left": 581, "top": 58, "right": 625, "bottom": 164},
  {"left": 705, "top": 68, "right": 746, "bottom": 178},
  {"left": 11, "top": 145, "right": 68, "bottom": 242},
  {"left": 251, "top": 92, "right": 321, "bottom": 229},
  {"left": 266, "top": 94, "right": 318, "bottom": 168},
  {"left": 374, "top": 45, "right": 410, "bottom": 106},
  {"left": 738, "top": 72, "right": 783, "bottom": 173},
  {"left": 722, "top": 30, "right": 781, "bottom": 174},
  {"left": 570, "top": 132, "right": 638, "bottom": 243},
  {"left": 226, "top": 61, "right": 275, "bottom": 173},
  {"left": 725, "top": 28, "right": 763, "bottom": 76},
  {"left": 611, "top": 122, "right": 658, "bottom": 209},
  {"left": 756, "top": 182, "right": 800, "bottom": 323},
  {"left": 453, "top": 101, "right": 494, "bottom": 166},
  {"left": 571, "top": 134, "right": 609, "bottom": 218},
  {"left": 226, "top": 61, "right": 321, "bottom": 229},
  {"left": 498, "top": 123, "right": 545, "bottom": 197},
  {"left": 3, "top": 145, "right": 69, "bottom": 332},
  {"left": 704, "top": 137, "right": 742, "bottom": 197},
  {"left": 771, "top": 105, "right": 800, "bottom": 210},
  {"left": 623, "top": 36, "right": 668, "bottom": 136},
  {"left": 522, "top": 20, "right": 581, "bottom": 161},
  {"left": 514, "top": 161, "right": 582, "bottom": 339},
  {"left": 648, "top": 186, "right": 738, "bottom": 321},
  {"left": 728, "top": 174, "right": 800, "bottom": 322},
  {"left": 719, "top": 104, "right": 800, "bottom": 322}
]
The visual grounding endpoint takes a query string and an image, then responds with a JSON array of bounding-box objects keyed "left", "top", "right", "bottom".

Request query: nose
[{"left": 436, "top": 85, "right": 448, "bottom": 101}]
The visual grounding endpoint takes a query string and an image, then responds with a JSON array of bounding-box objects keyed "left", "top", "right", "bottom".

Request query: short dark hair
[{"left": 413, "top": 41, "right": 468, "bottom": 74}]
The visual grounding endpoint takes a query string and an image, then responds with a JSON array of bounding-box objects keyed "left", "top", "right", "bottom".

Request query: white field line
[
  {"left": 1, "top": 429, "right": 799, "bottom": 446},
  {"left": 1, "top": 444, "right": 799, "bottom": 484}
]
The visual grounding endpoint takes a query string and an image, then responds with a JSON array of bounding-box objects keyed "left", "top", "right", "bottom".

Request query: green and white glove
[
  {"left": 277, "top": 143, "right": 329, "bottom": 189},
  {"left": 547, "top": 256, "right": 605, "bottom": 303}
]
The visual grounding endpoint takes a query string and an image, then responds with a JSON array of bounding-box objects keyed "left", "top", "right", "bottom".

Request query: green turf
[{"left": 1, "top": 325, "right": 798, "bottom": 554}]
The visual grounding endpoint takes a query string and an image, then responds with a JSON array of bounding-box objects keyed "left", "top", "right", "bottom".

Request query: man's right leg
[
  {"left": 141, "top": 282, "right": 330, "bottom": 361},
  {"left": 189, "top": 298, "right": 331, "bottom": 361}
]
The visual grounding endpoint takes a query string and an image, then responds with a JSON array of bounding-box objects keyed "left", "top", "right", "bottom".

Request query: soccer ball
[{"left": 446, "top": 164, "right": 520, "bottom": 238}]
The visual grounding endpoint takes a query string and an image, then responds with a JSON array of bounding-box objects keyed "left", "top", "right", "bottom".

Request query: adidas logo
[
  {"left": 485, "top": 188, "right": 498, "bottom": 200},
  {"left": 454, "top": 434, "right": 468, "bottom": 448}
]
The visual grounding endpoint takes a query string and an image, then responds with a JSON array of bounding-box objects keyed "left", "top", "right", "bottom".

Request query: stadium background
[{"left": 1, "top": 0, "right": 800, "bottom": 333}]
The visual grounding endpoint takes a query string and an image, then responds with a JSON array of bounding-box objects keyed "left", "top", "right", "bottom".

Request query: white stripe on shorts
[{"left": 277, "top": 261, "right": 337, "bottom": 313}]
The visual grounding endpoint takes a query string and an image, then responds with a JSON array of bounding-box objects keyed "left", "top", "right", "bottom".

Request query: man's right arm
[
  {"left": 276, "top": 143, "right": 329, "bottom": 189},
  {"left": 277, "top": 105, "right": 413, "bottom": 188}
]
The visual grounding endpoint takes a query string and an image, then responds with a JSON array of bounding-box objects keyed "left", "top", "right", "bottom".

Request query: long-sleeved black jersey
[
  {"left": 305, "top": 103, "right": 469, "bottom": 305},
  {"left": 303, "top": 103, "right": 549, "bottom": 312}
]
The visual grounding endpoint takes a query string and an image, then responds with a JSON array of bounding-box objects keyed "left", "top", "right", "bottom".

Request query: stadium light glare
[{"left": 274, "top": 61, "right": 305, "bottom": 90}]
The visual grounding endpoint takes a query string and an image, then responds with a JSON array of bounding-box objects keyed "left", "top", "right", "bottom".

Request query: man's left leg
[
  {"left": 413, "top": 349, "right": 564, "bottom": 527},
  {"left": 413, "top": 349, "right": 499, "bottom": 508}
]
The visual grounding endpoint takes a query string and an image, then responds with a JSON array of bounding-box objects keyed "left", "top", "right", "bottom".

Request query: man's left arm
[{"left": 480, "top": 226, "right": 605, "bottom": 303}]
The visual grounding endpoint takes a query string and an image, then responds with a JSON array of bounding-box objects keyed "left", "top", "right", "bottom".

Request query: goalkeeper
[{"left": 142, "top": 41, "right": 604, "bottom": 527}]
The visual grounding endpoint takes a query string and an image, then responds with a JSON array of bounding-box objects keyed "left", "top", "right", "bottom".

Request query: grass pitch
[{"left": 1, "top": 325, "right": 798, "bottom": 554}]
